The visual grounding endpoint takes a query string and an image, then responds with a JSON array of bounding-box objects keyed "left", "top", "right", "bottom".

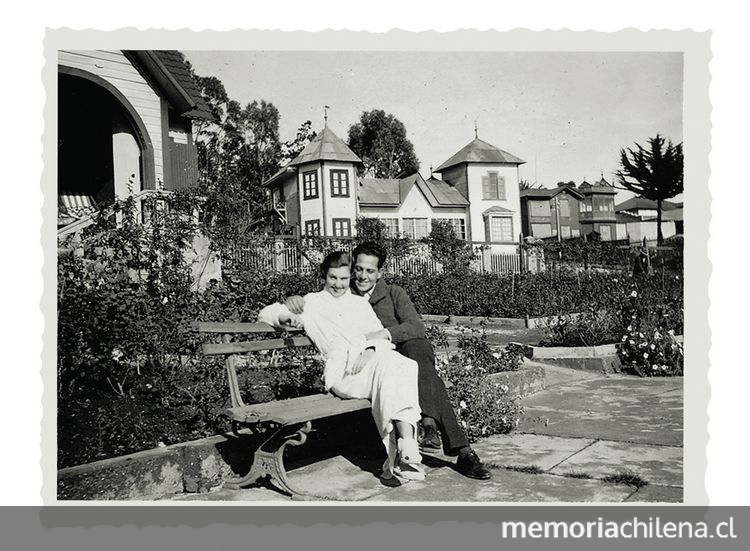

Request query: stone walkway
[{"left": 170, "top": 363, "right": 683, "bottom": 503}]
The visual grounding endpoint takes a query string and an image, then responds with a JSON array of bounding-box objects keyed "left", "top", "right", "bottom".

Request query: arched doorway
[{"left": 58, "top": 72, "right": 149, "bottom": 217}]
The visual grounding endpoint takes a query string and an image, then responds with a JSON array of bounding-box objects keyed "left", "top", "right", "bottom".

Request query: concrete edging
[
  {"left": 58, "top": 363, "right": 547, "bottom": 501},
  {"left": 421, "top": 313, "right": 584, "bottom": 329},
  {"left": 527, "top": 335, "right": 683, "bottom": 373}
]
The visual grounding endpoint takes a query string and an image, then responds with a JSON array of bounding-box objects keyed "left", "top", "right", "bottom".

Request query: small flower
[
  {"left": 465, "top": 364, "right": 473, "bottom": 370},
  {"left": 491, "top": 352, "right": 501, "bottom": 360},
  {"left": 652, "top": 365, "right": 658, "bottom": 371},
  {"left": 459, "top": 400, "right": 467, "bottom": 409},
  {"left": 157, "top": 441, "right": 166, "bottom": 448},
  {"left": 111, "top": 349, "right": 124, "bottom": 362},
  {"left": 613, "top": 278, "right": 619, "bottom": 283},
  {"left": 630, "top": 291, "right": 638, "bottom": 298},
  {"left": 461, "top": 420, "right": 468, "bottom": 428},
  {"left": 668, "top": 329, "right": 675, "bottom": 336},
  {"left": 621, "top": 336, "right": 627, "bottom": 342},
  {"left": 643, "top": 352, "right": 649, "bottom": 359},
  {"left": 500, "top": 384, "right": 509, "bottom": 393},
  {"left": 629, "top": 340, "right": 635, "bottom": 345},
  {"left": 650, "top": 344, "right": 656, "bottom": 350},
  {"left": 145, "top": 383, "right": 153, "bottom": 389},
  {"left": 632, "top": 315, "right": 637, "bottom": 319},
  {"left": 627, "top": 325, "right": 633, "bottom": 331},
  {"left": 162, "top": 296, "right": 169, "bottom": 304}
]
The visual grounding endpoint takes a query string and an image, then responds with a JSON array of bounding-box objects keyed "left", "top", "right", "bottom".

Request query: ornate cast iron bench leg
[{"left": 225, "top": 421, "right": 325, "bottom": 500}]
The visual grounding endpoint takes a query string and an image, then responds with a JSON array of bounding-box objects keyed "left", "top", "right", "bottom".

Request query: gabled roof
[
  {"left": 423, "top": 177, "right": 470, "bottom": 206},
  {"left": 153, "top": 51, "right": 215, "bottom": 121},
  {"left": 290, "top": 126, "right": 363, "bottom": 166},
  {"left": 435, "top": 137, "right": 525, "bottom": 172},
  {"left": 358, "top": 178, "right": 402, "bottom": 206},
  {"left": 520, "top": 184, "right": 584, "bottom": 201},
  {"left": 358, "top": 173, "right": 469, "bottom": 208},
  {"left": 126, "top": 50, "right": 215, "bottom": 121},
  {"left": 615, "top": 197, "right": 680, "bottom": 212},
  {"left": 578, "top": 178, "right": 617, "bottom": 195}
]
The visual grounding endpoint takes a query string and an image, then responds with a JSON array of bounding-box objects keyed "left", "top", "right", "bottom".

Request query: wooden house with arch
[{"left": 57, "top": 50, "right": 213, "bottom": 234}]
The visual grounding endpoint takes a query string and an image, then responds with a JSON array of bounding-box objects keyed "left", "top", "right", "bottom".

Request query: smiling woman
[{"left": 257, "top": 251, "right": 426, "bottom": 481}]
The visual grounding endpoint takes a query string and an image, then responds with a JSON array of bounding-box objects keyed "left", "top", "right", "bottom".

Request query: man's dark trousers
[{"left": 397, "top": 338, "right": 469, "bottom": 455}]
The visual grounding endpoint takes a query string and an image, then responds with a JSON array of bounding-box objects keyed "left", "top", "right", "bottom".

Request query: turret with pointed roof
[
  {"left": 436, "top": 137, "right": 525, "bottom": 173},
  {"left": 289, "top": 126, "right": 363, "bottom": 167},
  {"left": 434, "top": 135, "right": 524, "bottom": 248}
]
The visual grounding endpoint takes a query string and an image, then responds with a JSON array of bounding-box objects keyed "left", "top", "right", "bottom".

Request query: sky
[{"left": 184, "top": 50, "right": 683, "bottom": 200}]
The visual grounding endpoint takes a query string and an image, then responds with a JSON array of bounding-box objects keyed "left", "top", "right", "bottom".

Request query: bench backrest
[{"left": 192, "top": 321, "right": 316, "bottom": 410}]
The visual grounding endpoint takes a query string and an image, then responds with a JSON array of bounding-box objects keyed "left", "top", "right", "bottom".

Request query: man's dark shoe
[
  {"left": 419, "top": 424, "right": 442, "bottom": 452},
  {"left": 455, "top": 450, "right": 492, "bottom": 480}
]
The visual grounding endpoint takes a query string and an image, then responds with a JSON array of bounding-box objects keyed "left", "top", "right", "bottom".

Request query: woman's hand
[
  {"left": 350, "top": 347, "right": 376, "bottom": 374},
  {"left": 279, "top": 312, "right": 304, "bottom": 329}
]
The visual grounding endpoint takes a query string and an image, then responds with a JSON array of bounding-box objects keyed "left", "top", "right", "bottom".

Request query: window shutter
[
  {"left": 484, "top": 215, "right": 491, "bottom": 243},
  {"left": 482, "top": 176, "right": 490, "bottom": 200},
  {"left": 497, "top": 176, "right": 506, "bottom": 200}
]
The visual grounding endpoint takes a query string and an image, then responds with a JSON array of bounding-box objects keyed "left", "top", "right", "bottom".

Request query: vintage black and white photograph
[{"left": 54, "top": 44, "right": 686, "bottom": 503}]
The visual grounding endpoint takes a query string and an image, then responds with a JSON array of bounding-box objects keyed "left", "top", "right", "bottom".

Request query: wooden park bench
[{"left": 193, "top": 321, "right": 371, "bottom": 499}]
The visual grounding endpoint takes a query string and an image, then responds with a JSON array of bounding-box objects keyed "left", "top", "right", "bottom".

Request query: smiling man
[{"left": 285, "top": 241, "right": 491, "bottom": 480}]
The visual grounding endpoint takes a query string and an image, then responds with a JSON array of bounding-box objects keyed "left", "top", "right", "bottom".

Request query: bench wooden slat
[
  {"left": 193, "top": 321, "right": 304, "bottom": 334},
  {"left": 228, "top": 395, "right": 371, "bottom": 425},
  {"left": 202, "top": 336, "right": 314, "bottom": 355}
]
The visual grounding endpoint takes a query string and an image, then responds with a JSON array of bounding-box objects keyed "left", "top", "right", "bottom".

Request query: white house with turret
[{"left": 264, "top": 123, "right": 525, "bottom": 254}]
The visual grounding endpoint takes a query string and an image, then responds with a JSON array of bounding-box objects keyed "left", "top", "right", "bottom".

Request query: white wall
[
  {"left": 625, "top": 220, "right": 677, "bottom": 243},
  {"left": 321, "top": 161, "right": 358, "bottom": 235},
  {"left": 359, "top": 182, "right": 468, "bottom": 237},
  {"left": 296, "top": 162, "right": 324, "bottom": 232},
  {"left": 59, "top": 50, "right": 164, "bottom": 188},
  {"left": 466, "top": 164, "right": 522, "bottom": 243}
]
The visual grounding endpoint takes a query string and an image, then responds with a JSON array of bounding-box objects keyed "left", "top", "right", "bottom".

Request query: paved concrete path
[{"left": 169, "top": 365, "right": 682, "bottom": 503}]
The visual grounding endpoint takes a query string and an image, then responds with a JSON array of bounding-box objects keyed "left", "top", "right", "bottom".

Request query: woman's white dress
[{"left": 258, "top": 290, "right": 421, "bottom": 475}]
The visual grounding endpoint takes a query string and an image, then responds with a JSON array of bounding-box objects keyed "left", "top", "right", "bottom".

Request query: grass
[
  {"left": 602, "top": 471, "right": 649, "bottom": 488},
  {"left": 562, "top": 471, "right": 593, "bottom": 480},
  {"left": 502, "top": 464, "right": 546, "bottom": 475}
]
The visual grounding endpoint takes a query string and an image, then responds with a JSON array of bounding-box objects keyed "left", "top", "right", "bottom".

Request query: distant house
[
  {"left": 615, "top": 197, "right": 682, "bottom": 243},
  {"left": 577, "top": 177, "right": 618, "bottom": 241},
  {"left": 520, "top": 184, "right": 585, "bottom": 239},
  {"left": 264, "top": 127, "right": 525, "bottom": 253},
  {"left": 58, "top": 50, "right": 213, "bottom": 233}
]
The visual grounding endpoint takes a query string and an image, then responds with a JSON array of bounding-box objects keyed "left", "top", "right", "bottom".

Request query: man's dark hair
[
  {"left": 320, "top": 251, "right": 352, "bottom": 278},
  {"left": 352, "top": 241, "right": 387, "bottom": 269}
]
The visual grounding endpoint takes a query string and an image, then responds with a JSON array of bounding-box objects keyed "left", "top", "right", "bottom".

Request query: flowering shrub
[
  {"left": 428, "top": 325, "right": 525, "bottom": 441},
  {"left": 617, "top": 327, "right": 684, "bottom": 376},
  {"left": 615, "top": 288, "right": 684, "bottom": 376}
]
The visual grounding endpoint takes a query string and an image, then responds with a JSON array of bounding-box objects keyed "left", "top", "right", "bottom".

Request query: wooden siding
[{"left": 58, "top": 50, "right": 164, "bottom": 188}]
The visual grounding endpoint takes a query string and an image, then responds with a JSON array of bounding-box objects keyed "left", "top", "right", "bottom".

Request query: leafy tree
[
  {"left": 347, "top": 109, "right": 420, "bottom": 178},
  {"left": 282, "top": 120, "right": 317, "bottom": 162},
  {"left": 189, "top": 68, "right": 284, "bottom": 247},
  {"left": 426, "top": 219, "right": 475, "bottom": 273},
  {"left": 354, "top": 217, "right": 413, "bottom": 260},
  {"left": 616, "top": 134, "right": 683, "bottom": 244}
]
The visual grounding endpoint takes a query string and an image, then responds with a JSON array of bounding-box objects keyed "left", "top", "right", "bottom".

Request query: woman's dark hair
[
  {"left": 319, "top": 251, "right": 352, "bottom": 278},
  {"left": 351, "top": 241, "right": 387, "bottom": 269}
]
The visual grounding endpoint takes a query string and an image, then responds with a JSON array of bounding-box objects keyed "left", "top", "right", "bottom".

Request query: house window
[
  {"left": 579, "top": 199, "right": 593, "bottom": 212},
  {"left": 329, "top": 169, "right": 350, "bottom": 197},
  {"left": 303, "top": 170, "right": 318, "bottom": 200},
  {"left": 381, "top": 218, "right": 399, "bottom": 236},
  {"left": 593, "top": 196, "right": 614, "bottom": 212},
  {"left": 489, "top": 216, "right": 513, "bottom": 242},
  {"left": 305, "top": 219, "right": 321, "bottom": 236},
  {"left": 530, "top": 201, "right": 551, "bottom": 217},
  {"left": 599, "top": 225, "right": 612, "bottom": 241},
  {"left": 332, "top": 218, "right": 351, "bottom": 237},
  {"left": 531, "top": 223, "right": 552, "bottom": 238},
  {"left": 559, "top": 197, "right": 571, "bottom": 217},
  {"left": 443, "top": 218, "right": 466, "bottom": 240},
  {"left": 402, "top": 218, "right": 429, "bottom": 239},
  {"left": 482, "top": 172, "right": 506, "bottom": 200}
]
